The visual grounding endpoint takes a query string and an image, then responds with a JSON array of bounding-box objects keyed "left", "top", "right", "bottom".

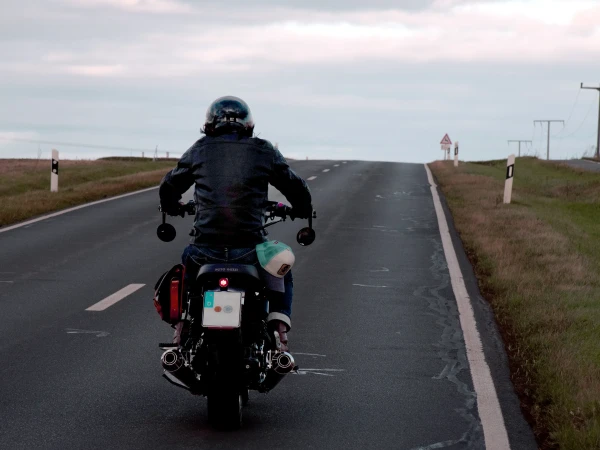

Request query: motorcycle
[{"left": 153, "top": 200, "right": 316, "bottom": 429}]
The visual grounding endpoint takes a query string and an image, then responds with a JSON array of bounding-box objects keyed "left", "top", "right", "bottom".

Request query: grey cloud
[
  {"left": 1, "top": 0, "right": 599, "bottom": 163},
  {"left": 4, "top": 59, "right": 598, "bottom": 162},
  {"left": 182, "top": 0, "right": 436, "bottom": 11}
]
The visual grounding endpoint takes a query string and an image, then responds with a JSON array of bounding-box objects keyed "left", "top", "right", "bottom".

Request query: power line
[
  {"left": 533, "top": 120, "right": 564, "bottom": 160},
  {"left": 558, "top": 88, "right": 582, "bottom": 134},
  {"left": 0, "top": 136, "right": 181, "bottom": 156},
  {"left": 580, "top": 83, "right": 600, "bottom": 159},
  {"left": 507, "top": 140, "right": 532, "bottom": 157},
  {"left": 555, "top": 99, "right": 596, "bottom": 139}
]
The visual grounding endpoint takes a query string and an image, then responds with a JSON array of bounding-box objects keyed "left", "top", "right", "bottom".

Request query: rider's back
[{"left": 160, "top": 133, "right": 310, "bottom": 247}]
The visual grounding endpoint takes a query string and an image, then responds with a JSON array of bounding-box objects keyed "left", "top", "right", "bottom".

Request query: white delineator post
[
  {"left": 503, "top": 154, "right": 515, "bottom": 204},
  {"left": 51, "top": 149, "right": 59, "bottom": 192},
  {"left": 454, "top": 141, "right": 459, "bottom": 167}
]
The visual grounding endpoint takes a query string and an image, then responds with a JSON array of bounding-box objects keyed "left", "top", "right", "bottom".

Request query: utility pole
[
  {"left": 533, "top": 120, "right": 564, "bottom": 160},
  {"left": 507, "top": 140, "right": 532, "bottom": 157},
  {"left": 581, "top": 83, "right": 600, "bottom": 159}
]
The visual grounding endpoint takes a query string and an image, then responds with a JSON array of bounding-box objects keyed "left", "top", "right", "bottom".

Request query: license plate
[{"left": 202, "top": 291, "right": 242, "bottom": 328}]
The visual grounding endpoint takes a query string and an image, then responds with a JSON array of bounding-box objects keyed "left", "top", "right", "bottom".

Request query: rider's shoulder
[
  {"left": 189, "top": 135, "right": 276, "bottom": 155},
  {"left": 248, "top": 137, "right": 277, "bottom": 152}
]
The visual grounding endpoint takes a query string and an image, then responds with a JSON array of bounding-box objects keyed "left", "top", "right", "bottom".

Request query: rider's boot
[
  {"left": 268, "top": 319, "right": 290, "bottom": 352},
  {"left": 172, "top": 321, "right": 188, "bottom": 346}
]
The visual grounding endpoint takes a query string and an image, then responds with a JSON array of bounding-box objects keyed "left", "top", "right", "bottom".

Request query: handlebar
[
  {"left": 265, "top": 202, "right": 317, "bottom": 221},
  {"left": 157, "top": 200, "right": 317, "bottom": 246},
  {"left": 159, "top": 200, "right": 196, "bottom": 218}
]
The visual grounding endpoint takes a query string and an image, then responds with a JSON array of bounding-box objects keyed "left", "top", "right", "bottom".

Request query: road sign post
[
  {"left": 454, "top": 142, "right": 459, "bottom": 167},
  {"left": 51, "top": 149, "right": 59, "bottom": 192},
  {"left": 504, "top": 154, "right": 515, "bottom": 204},
  {"left": 441, "top": 144, "right": 450, "bottom": 159},
  {"left": 440, "top": 134, "right": 452, "bottom": 161}
]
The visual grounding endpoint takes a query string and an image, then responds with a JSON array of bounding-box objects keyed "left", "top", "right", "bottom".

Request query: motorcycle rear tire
[
  {"left": 206, "top": 328, "right": 244, "bottom": 430},
  {"left": 207, "top": 390, "right": 242, "bottom": 430}
]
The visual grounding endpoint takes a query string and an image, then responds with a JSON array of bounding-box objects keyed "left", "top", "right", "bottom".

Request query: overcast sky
[{"left": 1, "top": 0, "right": 600, "bottom": 162}]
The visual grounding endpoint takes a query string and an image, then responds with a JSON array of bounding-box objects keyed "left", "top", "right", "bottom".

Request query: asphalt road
[
  {"left": 555, "top": 158, "right": 600, "bottom": 172},
  {"left": 0, "top": 160, "right": 536, "bottom": 450}
]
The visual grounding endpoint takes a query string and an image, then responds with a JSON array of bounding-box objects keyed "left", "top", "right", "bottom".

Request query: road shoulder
[{"left": 428, "top": 164, "right": 538, "bottom": 450}]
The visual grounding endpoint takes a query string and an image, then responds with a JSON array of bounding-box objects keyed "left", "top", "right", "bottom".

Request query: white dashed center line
[
  {"left": 322, "top": 169, "right": 330, "bottom": 173},
  {"left": 86, "top": 284, "right": 145, "bottom": 311},
  {"left": 307, "top": 176, "right": 317, "bottom": 181},
  {"left": 353, "top": 284, "right": 389, "bottom": 288},
  {"left": 334, "top": 164, "right": 340, "bottom": 167}
]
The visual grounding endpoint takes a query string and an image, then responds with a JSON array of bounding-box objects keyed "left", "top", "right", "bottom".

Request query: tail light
[
  {"left": 219, "top": 278, "right": 229, "bottom": 289},
  {"left": 169, "top": 279, "right": 181, "bottom": 322}
]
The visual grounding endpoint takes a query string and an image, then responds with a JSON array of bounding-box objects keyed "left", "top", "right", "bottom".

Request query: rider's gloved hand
[
  {"left": 292, "top": 205, "right": 313, "bottom": 219},
  {"left": 161, "top": 202, "right": 184, "bottom": 217}
]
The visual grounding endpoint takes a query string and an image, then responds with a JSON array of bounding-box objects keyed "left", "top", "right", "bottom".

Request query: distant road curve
[{"left": 555, "top": 159, "right": 600, "bottom": 173}]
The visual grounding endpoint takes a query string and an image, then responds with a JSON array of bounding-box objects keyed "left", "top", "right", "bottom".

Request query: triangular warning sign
[{"left": 440, "top": 134, "right": 452, "bottom": 145}]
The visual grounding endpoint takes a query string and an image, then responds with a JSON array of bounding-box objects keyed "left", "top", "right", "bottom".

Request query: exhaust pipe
[
  {"left": 161, "top": 349, "right": 183, "bottom": 372},
  {"left": 260, "top": 351, "right": 296, "bottom": 392},
  {"left": 273, "top": 352, "right": 295, "bottom": 374},
  {"left": 161, "top": 350, "right": 199, "bottom": 392}
]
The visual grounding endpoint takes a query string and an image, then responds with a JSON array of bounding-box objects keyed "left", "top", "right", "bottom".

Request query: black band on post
[{"left": 506, "top": 164, "right": 514, "bottom": 179}]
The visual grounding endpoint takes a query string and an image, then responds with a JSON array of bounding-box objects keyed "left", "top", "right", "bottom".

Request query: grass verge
[
  {"left": 0, "top": 159, "right": 176, "bottom": 228},
  {"left": 430, "top": 157, "right": 600, "bottom": 449}
]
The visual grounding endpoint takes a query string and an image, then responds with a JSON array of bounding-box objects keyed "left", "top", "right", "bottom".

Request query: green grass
[
  {"left": 431, "top": 157, "right": 600, "bottom": 450},
  {"left": 0, "top": 159, "right": 176, "bottom": 227}
]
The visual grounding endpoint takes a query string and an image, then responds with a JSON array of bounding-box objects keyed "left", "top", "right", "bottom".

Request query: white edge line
[
  {"left": 424, "top": 163, "right": 510, "bottom": 450},
  {"left": 307, "top": 176, "right": 318, "bottom": 181},
  {"left": 86, "top": 283, "right": 145, "bottom": 311},
  {"left": 0, "top": 186, "right": 159, "bottom": 234}
]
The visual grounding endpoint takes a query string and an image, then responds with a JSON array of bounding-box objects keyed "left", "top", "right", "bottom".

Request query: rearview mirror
[
  {"left": 296, "top": 227, "right": 316, "bottom": 246},
  {"left": 157, "top": 223, "right": 177, "bottom": 242}
]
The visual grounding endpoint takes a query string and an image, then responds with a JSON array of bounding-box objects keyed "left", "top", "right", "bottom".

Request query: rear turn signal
[{"left": 219, "top": 278, "right": 229, "bottom": 289}]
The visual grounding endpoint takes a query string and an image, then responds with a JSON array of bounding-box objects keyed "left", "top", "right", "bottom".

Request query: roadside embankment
[
  {"left": 0, "top": 159, "right": 175, "bottom": 228},
  {"left": 430, "top": 157, "right": 600, "bottom": 450}
]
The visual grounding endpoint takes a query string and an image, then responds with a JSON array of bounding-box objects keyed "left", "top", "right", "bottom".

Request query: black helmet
[{"left": 203, "top": 96, "right": 254, "bottom": 137}]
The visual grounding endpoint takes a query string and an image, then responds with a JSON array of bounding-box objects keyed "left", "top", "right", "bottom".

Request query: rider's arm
[
  {"left": 159, "top": 150, "right": 195, "bottom": 213},
  {"left": 269, "top": 148, "right": 312, "bottom": 218}
]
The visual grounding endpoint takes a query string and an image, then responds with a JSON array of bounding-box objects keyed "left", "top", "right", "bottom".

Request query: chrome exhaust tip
[
  {"left": 273, "top": 351, "right": 295, "bottom": 375},
  {"left": 259, "top": 351, "right": 296, "bottom": 392},
  {"left": 161, "top": 349, "right": 183, "bottom": 372}
]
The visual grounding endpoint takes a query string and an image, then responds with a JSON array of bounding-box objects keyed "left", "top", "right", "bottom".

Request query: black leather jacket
[{"left": 159, "top": 134, "right": 312, "bottom": 247}]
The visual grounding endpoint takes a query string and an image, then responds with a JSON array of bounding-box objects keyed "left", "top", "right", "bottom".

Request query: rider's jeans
[{"left": 181, "top": 244, "right": 293, "bottom": 320}]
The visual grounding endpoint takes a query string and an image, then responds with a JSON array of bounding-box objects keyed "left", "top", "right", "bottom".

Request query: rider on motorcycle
[{"left": 159, "top": 96, "right": 312, "bottom": 352}]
